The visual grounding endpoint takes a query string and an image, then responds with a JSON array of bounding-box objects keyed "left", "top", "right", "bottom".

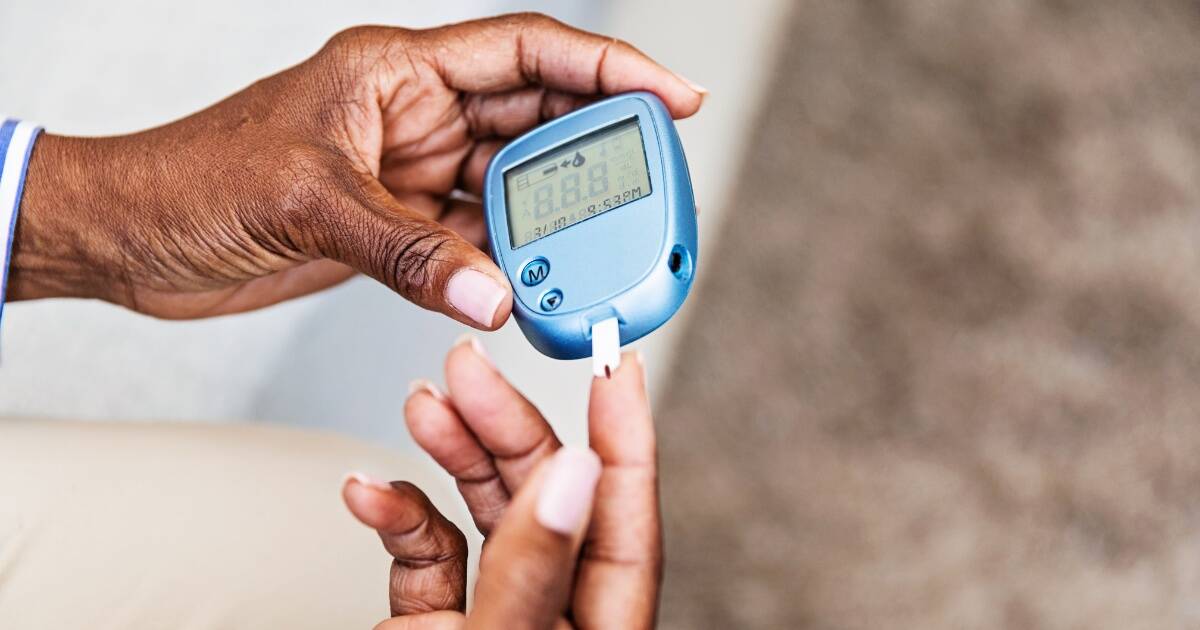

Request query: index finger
[
  {"left": 415, "top": 13, "right": 705, "bottom": 118},
  {"left": 574, "top": 350, "right": 662, "bottom": 628}
]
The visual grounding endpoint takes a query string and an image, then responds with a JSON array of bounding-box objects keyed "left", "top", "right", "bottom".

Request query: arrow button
[{"left": 539, "top": 288, "right": 564, "bottom": 312}]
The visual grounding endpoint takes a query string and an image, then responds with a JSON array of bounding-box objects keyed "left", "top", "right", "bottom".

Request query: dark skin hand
[
  {"left": 343, "top": 339, "right": 661, "bottom": 629},
  {"left": 10, "top": 13, "right": 704, "bottom": 326}
]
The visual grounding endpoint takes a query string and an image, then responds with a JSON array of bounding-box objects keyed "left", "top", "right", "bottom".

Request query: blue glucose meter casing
[{"left": 484, "top": 92, "right": 698, "bottom": 360}]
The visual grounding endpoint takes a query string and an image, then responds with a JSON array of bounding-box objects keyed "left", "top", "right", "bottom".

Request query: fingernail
[
  {"left": 344, "top": 471, "right": 393, "bottom": 492},
  {"left": 536, "top": 446, "right": 602, "bottom": 535},
  {"left": 632, "top": 350, "right": 645, "bottom": 367},
  {"left": 675, "top": 72, "right": 708, "bottom": 97},
  {"left": 454, "top": 333, "right": 494, "bottom": 368},
  {"left": 407, "top": 378, "right": 446, "bottom": 402},
  {"left": 446, "top": 269, "right": 507, "bottom": 328}
]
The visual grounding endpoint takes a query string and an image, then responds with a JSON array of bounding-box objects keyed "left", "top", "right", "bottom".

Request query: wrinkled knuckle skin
[
  {"left": 507, "top": 11, "right": 560, "bottom": 29},
  {"left": 269, "top": 146, "right": 341, "bottom": 252},
  {"left": 321, "top": 25, "right": 412, "bottom": 76},
  {"left": 324, "top": 25, "right": 385, "bottom": 54},
  {"left": 276, "top": 147, "right": 335, "bottom": 213},
  {"left": 377, "top": 221, "right": 458, "bottom": 303},
  {"left": 389, "top": 563, "right": 465, "bottom": 615}
]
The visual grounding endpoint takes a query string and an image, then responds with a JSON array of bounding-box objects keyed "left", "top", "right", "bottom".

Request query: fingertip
[
  {"left": 672, "top": 70, "right": 708, "bottom": 110},
  {"left": 404, "top": 388, "right": 445, "bottom": 437},
  {"left": 674, "top": 72, "right": 709, "bottom": 98},
  {"left": 408, "top": 378, "right": 447, "bottom": 403},
  {"left": 535, "top": 446, "right": 602, "bottom": 536},
  {"left": 450, "top": 333, "right": 494, "bottom": 370},
  {"left": 445, "top": 334, "right": 507, "bottom": 406},
  {"left": 488, "top": 290, "right": 514, "bottom": 330},
  {"left": 445, "top": 334, "right": 521, "bottom": 419},
  {"left": 664, "top": 79, "right": 706, "bottom": 119},
  {"left": 607, "top": 41, "right": 705, "bottom": 118},
  {"left": 445, "top": 334, "right": 507, "bottom": 413},
  {"left": 446, "top": 267, "right": 512, "bottom": 330},
  {"left": 342, "top": 472, "right": 396, "bottom": 526},
  {"left": 680, "top": 91, "right": 706, "bottom": 118},
  {"left": 588, "top": 350, "right": 654, "bottom": 464},
  {"left": 626, "top": 348, "right": 647, "bottom": 373},
  {"left": 345, "top": 477, "right": 438, "bottom": 534},
  {"left": 403, "top": 385, "right": 472, "bottom": 457},
  {"left": 593, "top": 349, "right": 647, "bottom": 389},
  {"left": 344, "top": 471, "right": 393, "bottom": 492},
  {"left": 565, "top": 444, "right": 603, "bottom": 476}
]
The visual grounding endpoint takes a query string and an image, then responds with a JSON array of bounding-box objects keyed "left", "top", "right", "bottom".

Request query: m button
[{"left": 520, "top": 258, "right": 550, "bottom": 287}]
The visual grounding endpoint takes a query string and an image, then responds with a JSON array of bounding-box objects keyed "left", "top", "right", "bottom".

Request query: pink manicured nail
[
  {"left": 344, "top": 471, "right": 393, "bottom": 491},
  {"left": 408, "top": 379, "right": 446, "bottom": 402},
  {"left": 536, "top": 446, "right": 602, "bottom": 535},
  {"left": 446, "top": 269, "right": 507, "bottom": 328}
]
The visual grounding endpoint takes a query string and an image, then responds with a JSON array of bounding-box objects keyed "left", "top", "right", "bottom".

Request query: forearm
[{"left": 10, "top": 134, "right": 133, "bottom": 302}]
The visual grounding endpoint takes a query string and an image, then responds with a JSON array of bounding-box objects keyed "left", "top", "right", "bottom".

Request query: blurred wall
[
  {"left": 654, "top": 2, "right": 1200, "bottom": 629},
  {"left": 0, "top": 1, "right": 787, "bottom": 451}
]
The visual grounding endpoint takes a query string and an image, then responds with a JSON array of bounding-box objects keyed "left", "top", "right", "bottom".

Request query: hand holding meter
[{"left": 485, "top": 92, "right": 698, "bottom": 374}]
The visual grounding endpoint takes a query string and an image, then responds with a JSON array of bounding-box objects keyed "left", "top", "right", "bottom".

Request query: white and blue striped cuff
[{"left": 0, "top": 117, "right": 45, "bottom": 332}]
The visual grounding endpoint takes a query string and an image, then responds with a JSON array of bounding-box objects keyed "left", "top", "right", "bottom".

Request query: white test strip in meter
[{"left": 591, "top": 317, "right": 621, "bottom": 378}]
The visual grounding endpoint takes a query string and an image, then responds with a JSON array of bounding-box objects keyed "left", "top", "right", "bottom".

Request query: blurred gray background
[
  {"left": 656, "top": 1, "right": 1200, "bottom": 628},
  {"left": 6, "top": 0, "right": 1200, "bottom": 628}
]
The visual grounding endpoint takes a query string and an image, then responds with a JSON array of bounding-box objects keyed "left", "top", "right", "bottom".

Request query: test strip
[{"left": 591, "top": 317, "right": 621, "bottom": 378}]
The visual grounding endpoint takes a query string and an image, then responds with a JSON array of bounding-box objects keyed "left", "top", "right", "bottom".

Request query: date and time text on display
[{"left": 504, "top": 118, "right": 652, "bottom": 249}]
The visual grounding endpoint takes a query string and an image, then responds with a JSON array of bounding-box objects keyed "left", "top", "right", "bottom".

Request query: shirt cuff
[{"left": 0, "top": 117, "right": 45, "bottom": 333}]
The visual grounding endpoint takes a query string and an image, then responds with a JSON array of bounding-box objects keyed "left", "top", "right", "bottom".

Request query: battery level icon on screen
[{"left": 522, "top": 162, "right": 559, "bottom": 188}]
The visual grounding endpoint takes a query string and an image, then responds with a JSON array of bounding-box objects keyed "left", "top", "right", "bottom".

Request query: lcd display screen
[{"left": 504, "top": 118, "right": 652, "bottom": 249}]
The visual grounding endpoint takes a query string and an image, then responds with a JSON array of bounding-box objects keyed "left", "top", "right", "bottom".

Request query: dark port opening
[
  {"left": 669, "top": 251, "right": 683, "bottom": 274},
  {"left": 668, "top": 245, "right": 693, "bottom": 282}
]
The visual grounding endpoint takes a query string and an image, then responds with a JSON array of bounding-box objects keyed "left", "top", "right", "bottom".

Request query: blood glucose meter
[{"left": 484, "top": 92, "right": 698, "bottom": 372}]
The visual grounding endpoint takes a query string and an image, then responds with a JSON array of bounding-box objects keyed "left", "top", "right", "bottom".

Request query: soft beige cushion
[{"left": 0, "top": 419, "right": 464, "bottom": 630}]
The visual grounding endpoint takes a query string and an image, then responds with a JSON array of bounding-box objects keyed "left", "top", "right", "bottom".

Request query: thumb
[
  {"left": 467, "top": 446, "right": 602, "bottom": 630},
  {"left": 373, "top": 611, "right": 466, "bottom": 630},
  {"left": 325, "top": 174, "right": 512, "bottom": 329},
  {"left": 342, "top": 475, "right": 468, "bottom": 616}
]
